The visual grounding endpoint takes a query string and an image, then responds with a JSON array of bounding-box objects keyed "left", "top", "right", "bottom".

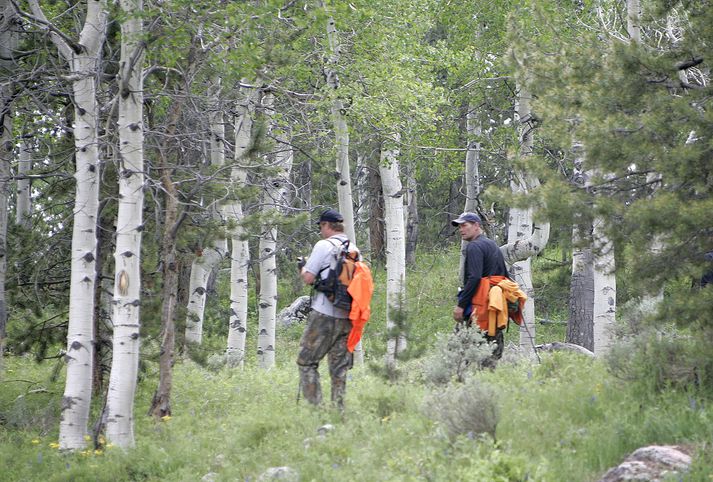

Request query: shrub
[
  {"left": 422, "top": 326, "right": 493, "bottom": 384},
  {"left": 423, "top": 378, "right": 500, "bottom": 440},
  {"left": 606, "top": 326, "right": 713, "bottom": 397}
]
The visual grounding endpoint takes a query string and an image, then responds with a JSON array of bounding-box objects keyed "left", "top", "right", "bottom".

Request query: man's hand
[
  {"left": 296, "top": 256, "right": 306, "bottom": 270},
  {"left": 453, "top": 306, "right": 464, "bottom": 322},
  {"left": 301, "top": 270, "right": 316, "bottom": 286}
]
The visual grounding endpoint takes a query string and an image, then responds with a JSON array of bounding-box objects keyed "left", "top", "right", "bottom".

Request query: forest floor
[{"left": 1, "top": 251, "right": 712, "bottom": 481}]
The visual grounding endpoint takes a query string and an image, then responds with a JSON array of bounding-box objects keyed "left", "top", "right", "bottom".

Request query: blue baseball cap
[
  {"left": 451, "top": 212, "right": 482, "bottom": 226},
  {"left": 317, "top": 208, "right": 344, "bottom": 224}
]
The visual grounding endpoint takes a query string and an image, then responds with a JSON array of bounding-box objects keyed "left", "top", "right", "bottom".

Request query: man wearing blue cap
[
  {"left": 451, "top": 212, "right": 510, "bottom": 361},
  {"left": 297, "top": 208, "right": 359, "bottom": 410}
]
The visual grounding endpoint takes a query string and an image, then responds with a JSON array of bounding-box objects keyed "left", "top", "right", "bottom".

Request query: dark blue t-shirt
[{"left": 458, "top": 235, "right": 509, "bottom": 313}]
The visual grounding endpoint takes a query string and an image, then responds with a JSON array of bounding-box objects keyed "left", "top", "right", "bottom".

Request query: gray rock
[
  {"left": 258, "top": 466, "right": 299, "bottom": 481},
  {"left": 598, "top": 445, "right": 692, "bottom": 482}
]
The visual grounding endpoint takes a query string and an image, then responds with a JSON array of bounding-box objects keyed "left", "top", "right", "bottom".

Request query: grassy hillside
[{"left": 1, "top": 250, "right": 711, "bottom": 481}]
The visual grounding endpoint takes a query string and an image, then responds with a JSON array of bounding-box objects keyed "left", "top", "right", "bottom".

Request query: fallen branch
[{"left": 535, "top": 342, "right": 594, "bottom": 357}]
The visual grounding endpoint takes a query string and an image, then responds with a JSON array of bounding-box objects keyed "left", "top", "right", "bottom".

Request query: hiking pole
[{"left": 520, "top": 316, "right": 542, "bottom": 364}]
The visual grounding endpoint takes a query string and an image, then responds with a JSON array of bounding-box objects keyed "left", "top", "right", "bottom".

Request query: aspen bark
[
  {"left": 106, "top": 0, "right": 143, "bottom": 448},
  {"left": 225, "top": 84, "right": 256, "bottom": 365},
  {"left": 505, "top": 86, "right": 549, "bottom": 354},
  {"left": 0, "top": 0, "right": 19, "bottom": 371},
  {"left": 27, "top": 0, "right": 108, "bottom": 450},
  {"left": 566, "top": 143, "right": 594, "bottom": 349},
  {"left": 256, "top": 94, "right": 293, "bottom": 370},
  {"left": 380, "top": 136, "right": 406, "bottom": 371},
  {"left": 592, "top": 217, "right": 616, "bottom": 355},
  {"left": 185, "top": 78, "right": 228, "bottom": 345},
  {"left": 16, "top": 140, "right": 32, "bottom": 227},
  {"left": 321, "top": 2, "right": 357, "bottom": 243}
]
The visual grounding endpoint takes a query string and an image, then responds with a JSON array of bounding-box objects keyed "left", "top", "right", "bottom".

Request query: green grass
[{"left": 1, "top": 249, "right": 712, "bottom": 481}]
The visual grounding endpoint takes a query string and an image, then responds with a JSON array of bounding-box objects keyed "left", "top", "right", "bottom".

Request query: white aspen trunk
[
  {"left": 380, "top": 136, "right": 406, "bottom": 370},
  {"left": 322, "top": 4, "right": 357, "bottom": 244},
  {"left": 185, "top": 78, "right": 227, "bottom": 345},
  {"left": 185, "top": 256, "right": 210, "bottom": 344},
  {"left": 28, "top": 0, "right": 108, "bottom": 450},
  {"left": 257, "top": 225, "right": 277, "bottom": 370},
  {"left": 355, "top": 155, "right": 370, "bottom": 249},
  {"left": 16, "top": 140, "right": 32, "bottom": 227},
  {"left": 568, "top": 225, "right": 594, "bottom": 350},
  {"left": 506, "top": 190, "right": 536, "bottom": 354},
  {"left": 507, "top": 86, "right": 549, "bottom": 354},
  {"left": 464, "top": 106, "right": 481, "bottom": 213},
  {"left": 567, "top": 142, "right": 594, "bottom": 350},
  {"left": 459, "top": 106, "right": 482, "bottom": 280},
  {"left": 592, "top": 217, "right": 616, "bottom": 355},
  {"left": 0, "top": 0, "right": 18, "bottom": 368},
  {"left": 106, "top": 0, "right": 143, "bottom": 449},
  {"left": 225, "top": 84, "right": 256, "bottom": 365},
  {"left": 627, "top": 0, "right": 641, "bottom": 44},
  {"left": 256, "top": 93, "right": 294, "bottom": 370}
]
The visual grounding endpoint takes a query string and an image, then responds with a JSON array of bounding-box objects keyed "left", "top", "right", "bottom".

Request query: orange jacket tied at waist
[
  {"left": 471, "top": 276, "right": 527, "bottom": 336},
  {"left": 346, "top": 261, "right": 374, "bottom": 352}
]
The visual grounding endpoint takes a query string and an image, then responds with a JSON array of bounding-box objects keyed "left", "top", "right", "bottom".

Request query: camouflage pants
[{"left": 297, "top": 311, "right": 353, "bottom": 409}]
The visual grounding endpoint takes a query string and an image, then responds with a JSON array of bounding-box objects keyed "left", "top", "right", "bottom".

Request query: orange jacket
[
  {"left": 347, "top": 261, "right": 374, "bottom": 352},
  {"left": 471, "top": 276, "right": 527, "bottom": 336}
]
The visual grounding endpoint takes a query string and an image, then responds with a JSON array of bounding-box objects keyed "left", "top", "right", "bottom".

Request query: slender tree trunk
[
  {"left": 147, "top": 37, "right": 204, "bottom": 418},
  {"left": 256, "top": 92, "right": 277, "bottom": 370},
  {"left": 505, "top": 86, "right": 549, "bottom": 354},
  {"left": 0, "top": 0, "right": 19, "bottom": 371},
  {"left": 185, "top": 78, "right": 227, "bottom": 345},
  {"left": 567, "top": 228, "right": 594, "bottom": 349},
  {"left": 404, "top": 163, "right": 418, "bottom": 266},
  {"left": 256, "top": 95, "right": 293, "bottom": 370},
  {"left": 16, "top": 140, "right": 32, "bottom": 227},
  {"left": 459, "top": 105, "right": 482, "bottom": 279},
  {"left": 105, "top": 0, "right": 143, "bottom": 448},
  {"left": 566, "top": 144, "right": 594, "bottom": 349},
  {"left": 592, "top": 217, "right": 616, "bottom": 355},
  {"left": 149, "top": 109, "right": 181, "bottom": 418},
  {"left": 225, "top": 84, "right": 256, "bottom": 366},
  {"left": 627, "top": 0, "right": 641, "bottom": 44},
  {"left": 355, "top": 155, "right": 370, "bottom": 251},
  {"left": 367, "top": 161, "right": 385, "bottom": 262},
  {"left": 380, "top": 136, "right": 406, "bottom": 372},
  {"left": 27, "top": 0, "right": 108, "bottom": 450},
  {"left": 321, "top": 5, "right": 356, "bottom": 243}
]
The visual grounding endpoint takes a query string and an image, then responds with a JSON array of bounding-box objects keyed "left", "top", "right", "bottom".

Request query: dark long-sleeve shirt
[{"left": 457, "top": 235, "right": 509, "bottom": 309}]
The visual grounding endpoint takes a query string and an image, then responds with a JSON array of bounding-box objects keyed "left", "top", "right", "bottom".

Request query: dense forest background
[{"left": 1, "top": 0, "right": 712, "bottom": 480}]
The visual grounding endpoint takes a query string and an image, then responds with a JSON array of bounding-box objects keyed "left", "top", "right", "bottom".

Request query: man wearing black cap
[
  {"left": 297, "top": 208, "right": 358, "bottom": 409},
  {"left": 451, "top": 212, "right": 510, "bottom": 361}
]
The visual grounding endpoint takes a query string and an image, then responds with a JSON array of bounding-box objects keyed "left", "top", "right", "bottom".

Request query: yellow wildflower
[
  {"left": 161, "top": 415, "right": 172, "bottom": 422},
  {"left": 31, "top": 439, "right": 40, "bottom": 445},
  {"left": 49, "top": 442, "right": 60, "bottom": 449}
]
